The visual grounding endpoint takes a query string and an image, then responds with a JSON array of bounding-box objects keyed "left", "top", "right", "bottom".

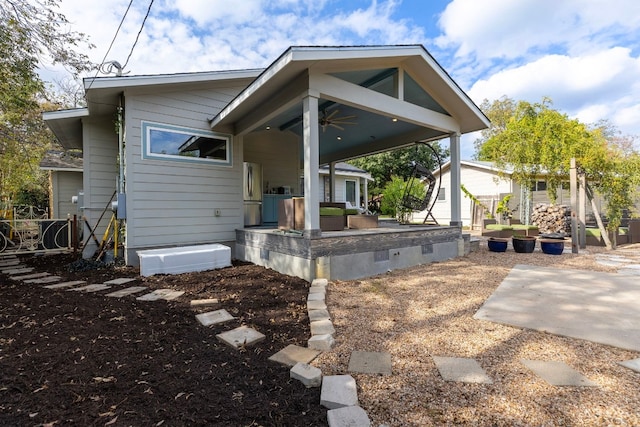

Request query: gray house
[{"left": 44, "top": 45, "right": 489, "bottom": 280}]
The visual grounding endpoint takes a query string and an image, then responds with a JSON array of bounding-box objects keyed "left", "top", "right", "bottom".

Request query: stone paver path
[
  {"left": 521, "top": 359, "right": 597, "bottom": 386},
  {"left": 269, "top": 344, "right": 320, "bottom": 367},
  {"left": 432, "top": 356, "right": 493, "bottom": 384},
  {"left": 136, "top": 289, "right": 185, "bottom": 301},
  {"left": 105, "top": 286, "right": 148, "bottom": 298},
  {"left": 44, "top": 281, "right": 87, "bottom": 289},
  {"left": 217, "top": 326, "right": 266, "bottom": 349},
  {"left": 348, "top": 351, "right": 392, "bottom": 375},
  {"left": 195, "top": 309, "right": 234, "bottom": 327}
]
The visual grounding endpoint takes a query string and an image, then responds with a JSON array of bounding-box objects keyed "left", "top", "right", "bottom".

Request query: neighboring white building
[{"left": 413, "top": 160, "right": 607, "bottom": 229}]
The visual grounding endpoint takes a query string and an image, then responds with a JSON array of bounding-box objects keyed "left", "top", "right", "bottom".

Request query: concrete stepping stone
[
  {"left": 269, "top": 344, "right": 321, "bottom": 367},
  {"left": 309, "top": 285, "right": 326, "bottom": 294},
  {"left": 307, "top": 300, "right": 327, "bottom": 310},
  {"left": 290, "top": 362, "right": 322, "bottom": 388},
  {"left": 216, "top": 326, "right": 265, "bottom": 349},
  {"left": 105, "top": 286, "right": 148, "bottom": 298},
  {"left": 310, "top": 319, "right": 335, "bottom": 336},
  {"left": 195, "top": 309, "right": 235, "bottom": 326},
  {"left": 619, "top": 264, "right": 640, "bottom": 276},
  {"left": 618, "top": 358, "right": 640, "bottom": 373},
  {"left": 136, "top": 289, "right": 185, "bottom": 301},
  {"left": 327, "top": 406, "right": 371, "bottom": 427},
  {"left": 44, "top": 280, "right": 87, "bottom": 289},
  {"left": 0, "top": 259, "right": 20, "bottom": 267},
  {"left": 311, "top": 278, "right": 328, "bottom": 287},
  {"left": 308, "top": 292, "right": 325, "bottom": 302},
  {"left": 521, "top": 359, "right": 597, "bottom": 386},
  {"left": 432, "top": 356, "right": 493, "bottom": 384},
  {"left": 348, "top": 351, "right": 392, "bottom": 375},
  {"left": 24, "top": 276, "right": 61, "bottom": 284},
  {"left": 320, "top": 375, "right": 358, "bottom": 409},
  {"left": 5, "top": 267, "right": 34, "bottom": 275},
  {"left": 190, "top": 298, "right": 219, "bottom": 307},
  {"left": 309, "top": 309, "right": 331, "bottom": 322},
  {"left": 308, "top": 334, "right": 335, "bottom": 351},
  {"left": 10, "top": 272, "right": 49, "bottom": 281},
  {"left": 104, "top": 277, "right": 137, "bottom": 285},
  {"left": 68, "top": 284, "right": 111, "bottom": 293}
]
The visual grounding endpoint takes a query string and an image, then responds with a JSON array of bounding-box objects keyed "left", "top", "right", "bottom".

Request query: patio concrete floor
[{"left": 474, "top": 263, "right": 640, "bottom": 352}]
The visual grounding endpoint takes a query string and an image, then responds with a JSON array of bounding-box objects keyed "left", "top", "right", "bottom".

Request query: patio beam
[{"left": 310, "top": 73, "right": 460, "bottom": 134}]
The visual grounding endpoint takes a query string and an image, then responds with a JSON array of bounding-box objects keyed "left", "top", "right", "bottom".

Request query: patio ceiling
[{"left": 210, "top": 45, "right": 489, "bottom": 165}]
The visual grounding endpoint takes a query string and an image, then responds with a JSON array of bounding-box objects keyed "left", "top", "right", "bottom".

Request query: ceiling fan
[{"left": 319, "top": 109, "right": 357, "bottom": 132}]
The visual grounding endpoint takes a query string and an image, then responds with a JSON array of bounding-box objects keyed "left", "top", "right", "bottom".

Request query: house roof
[
  {"left": 211, "top": 45, "right": 489, "bottom": 165},
  {"left": 433, "top": 159, "right": 516, "bottom": 176},
  {"left": 318, "top": 162, "right": 373, "bottom": 180},
  {"left": 43, "top": 45, "right": 489, "bottom": 160},
  {"left": 43, "top": 69, "right": 262, "bottom": 150},
  {"left": 39, "top": 150, "right": 83, "bottom": 171}
]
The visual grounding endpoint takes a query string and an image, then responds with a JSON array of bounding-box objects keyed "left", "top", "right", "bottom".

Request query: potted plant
[
  {"left": 512, "top": 235, "right": 536, "bottom": 253},
  {"left": 487, "top": 237, "right": 508, "bottom": 252}
]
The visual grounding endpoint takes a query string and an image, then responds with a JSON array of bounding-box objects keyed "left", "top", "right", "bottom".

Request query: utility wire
[
  {"left": 85, "top": 0, "right": 134, "bottom": 92},
  {"left": 122, "top": 0, "right": 155, "bottom": 70}
]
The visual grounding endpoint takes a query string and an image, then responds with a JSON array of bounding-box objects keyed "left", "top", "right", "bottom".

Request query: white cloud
[{"left": 468, "top": 47, "right": 640, "bottom": 138}]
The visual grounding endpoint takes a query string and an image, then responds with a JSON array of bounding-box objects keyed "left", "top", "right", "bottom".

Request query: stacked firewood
[{"left": 531, "top": 203, "right": 572, "bottom": 234}]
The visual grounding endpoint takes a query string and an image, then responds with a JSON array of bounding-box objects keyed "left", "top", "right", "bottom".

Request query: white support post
[
  {"left": 363, "top": 178, "right": 368, "bottom": 211},
  {"left": 303, "top": 95, "right": 321, "bottom": 236},
  {"left": 329, "top": 162, "right": 336, "bottom": 202},
  {"left": 570, "top": 158, "right": 579, "bottom": 253},
  {"left": 449, "top": 132, "right": 462, "bottom": 227},
  {"left": 579, "top": 171, "right": 587, "bottom": 249}
]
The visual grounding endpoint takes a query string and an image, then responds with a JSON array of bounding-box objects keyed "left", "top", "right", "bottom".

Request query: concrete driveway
[{"left": 474, "top": 263, "right": 640, "bottom": 352}]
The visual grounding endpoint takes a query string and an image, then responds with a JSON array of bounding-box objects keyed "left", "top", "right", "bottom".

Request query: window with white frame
[
  {"left": 141, "top": 121, "right": 232, "bottom": 165},
  {"left": 437, "top": 187, "right": 446, "bottom": 201},
  {"left": 345, "top": 180, "right": 357, "bottom": 205}
]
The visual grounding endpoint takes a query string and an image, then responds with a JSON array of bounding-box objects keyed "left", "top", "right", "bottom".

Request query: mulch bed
[{"left": 0, "top": 252, "right": 327, "bottom": 426}]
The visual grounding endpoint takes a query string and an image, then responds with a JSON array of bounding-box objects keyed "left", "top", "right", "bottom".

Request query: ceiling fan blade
[
  {"left": 326, "top": 109, "right": 340, "bottom": 120},
  {"left": 330, "top": 123, "right": 345, "bottom": 131}
]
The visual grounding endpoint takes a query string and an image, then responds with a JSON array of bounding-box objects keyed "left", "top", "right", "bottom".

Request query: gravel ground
[{"left": 313, "top": 242, "right": 640, "bottom": 426}]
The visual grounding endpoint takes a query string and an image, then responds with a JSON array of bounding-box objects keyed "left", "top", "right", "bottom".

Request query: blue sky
[{"left": 49, "top": 0, "right": 640, "bottom": 158}]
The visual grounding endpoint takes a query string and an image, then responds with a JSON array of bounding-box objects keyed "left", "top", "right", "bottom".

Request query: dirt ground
[{"left": 0, "top": 253, "right": 327, "bottom": 426}]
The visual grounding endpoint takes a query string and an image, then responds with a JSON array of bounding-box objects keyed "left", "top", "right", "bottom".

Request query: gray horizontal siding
[{"left": 123, "top": 81, "right": 251, "bottom": 251}]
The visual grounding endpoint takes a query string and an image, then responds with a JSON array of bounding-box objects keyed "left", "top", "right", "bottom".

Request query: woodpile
[{"left": 531, "top": 203, "right": 572, "bottom": 234}]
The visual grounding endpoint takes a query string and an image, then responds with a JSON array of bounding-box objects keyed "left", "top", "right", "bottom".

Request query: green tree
[
  {"left": 351, "top": 142, "right": 449, "bottom": 196},
  {"left": 0, "top": 0, "right": 93, "bottom": 204},
  {"left": 476, "top": 97, "right": 640, "bottom": 234},
  {"left": 380, "top": 175, "right": 426, "bottom": 222}
]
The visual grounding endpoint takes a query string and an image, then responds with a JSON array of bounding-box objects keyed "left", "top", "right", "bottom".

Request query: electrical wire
[
  {"left": 122, "top": 0, "right": 155, "bottom": 70},
  {"left": 84, "top": 0, "right": 134, "bottom": 92}
]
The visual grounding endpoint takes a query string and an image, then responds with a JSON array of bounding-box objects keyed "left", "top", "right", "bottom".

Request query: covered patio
[{"left": 212, "top": 45, "right": 489, "bottom": 280}]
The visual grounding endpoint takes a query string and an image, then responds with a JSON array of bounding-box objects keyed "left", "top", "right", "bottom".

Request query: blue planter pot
[
  {"left": 488, "top": 238, "right": 508, "bottom": 252},
  {"left": 540, "top": 240, "right": 564, "bottom": 255},
  {"left": 512, "top": 236, "right": 536, "bottom": 253}
]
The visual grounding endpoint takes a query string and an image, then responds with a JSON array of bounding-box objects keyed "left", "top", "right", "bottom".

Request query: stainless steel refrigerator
[{"left": 243, "top": 162, "right": 262, "bottom": 226}]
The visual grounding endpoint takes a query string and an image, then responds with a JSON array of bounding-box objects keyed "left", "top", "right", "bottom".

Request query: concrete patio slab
[
  {"left": 44, "top": 280, "right": 87, "bottom": 289},
  {"left": 348, "top": 351, "right": 392, "bottom": 375},
  {"left": 618, "top": 358, "right": 640, "bottom": 373},
  {"left": 269, "top": 344, "right": 320, "bottom": 367},
  {"left": 474, "top": 264, "right": 640, "bottom": 352},
  {"left": 216, "top": 326, "right": 265, "bottom": 349},
  {"left": 521, "top": 359, "right": 597, "bottom": 386},
  {"left": 103, "top": 278, "right": 137, "bottom": 285},
  {"left": 195, "top": 309, "right": 234, "bottom": 327},
  {"left": 432, "top": 356, "right": 493, "bottom": 384},
  {"left": 105, "top": 286, "right": 148, "bottom": 298}
]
